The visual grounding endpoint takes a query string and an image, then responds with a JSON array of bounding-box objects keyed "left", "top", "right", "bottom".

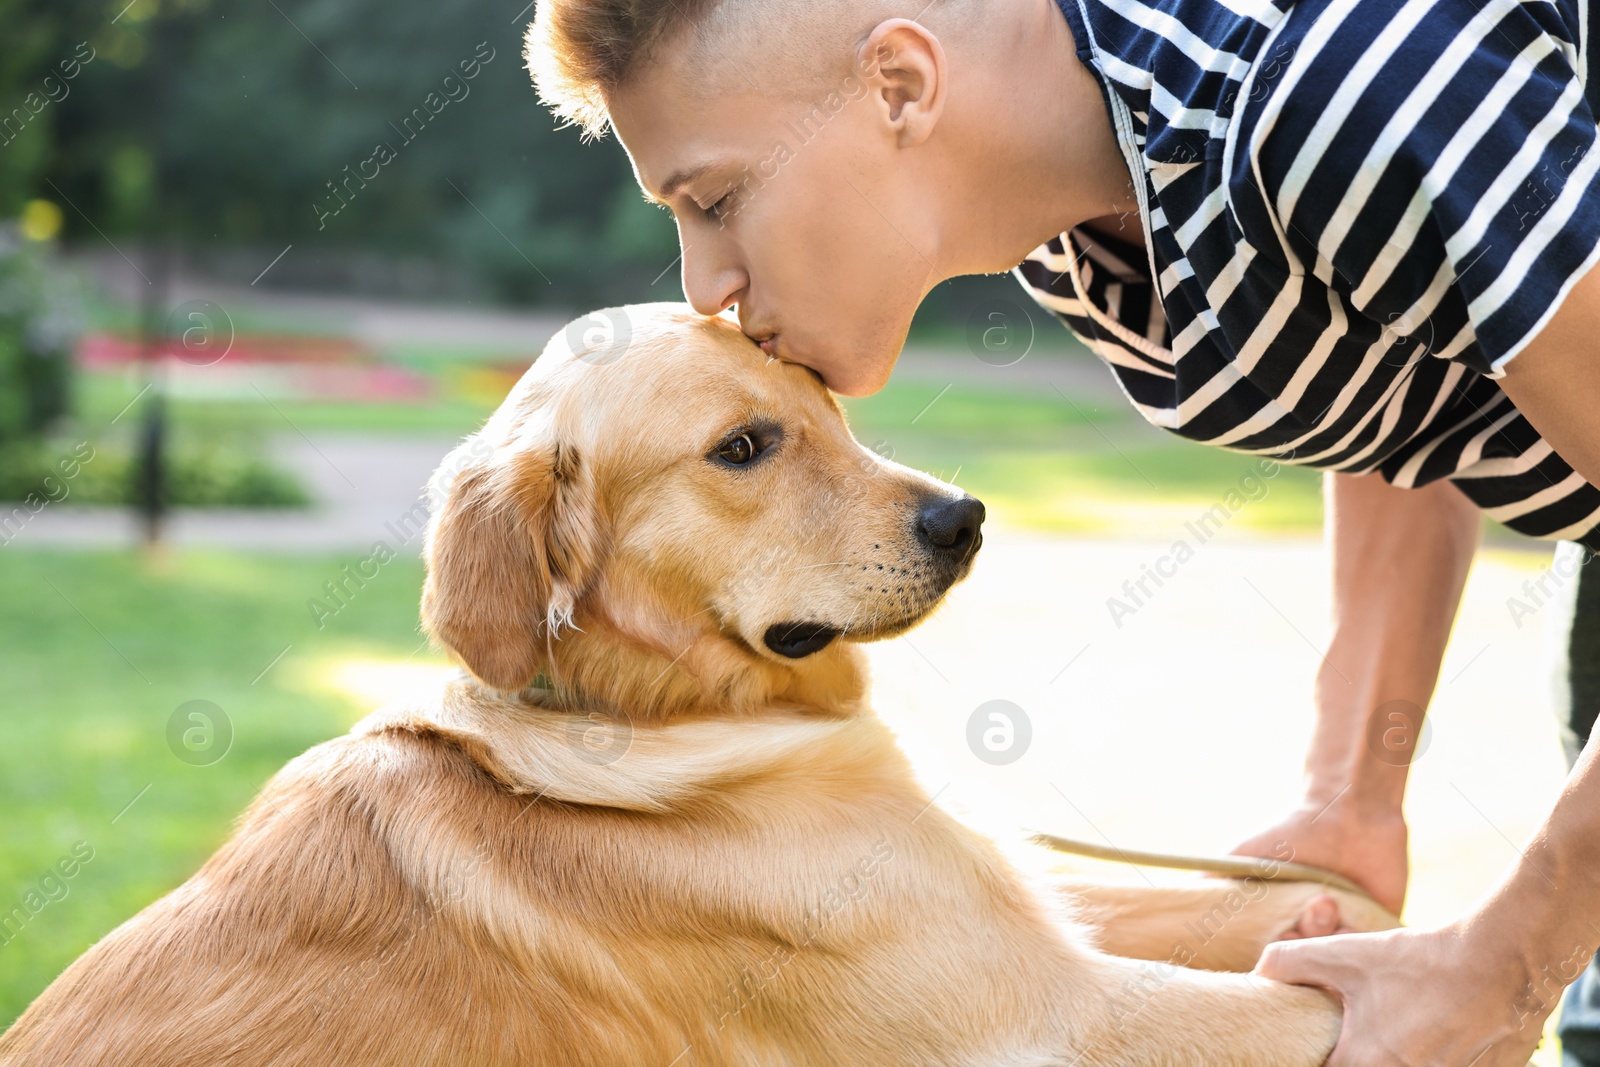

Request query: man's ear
[
  {"left": 858, "top": 19, "right": 947, "bottom": 147},
  {"left": 421, "top": 437, "right": 605, "bottom": 691}
]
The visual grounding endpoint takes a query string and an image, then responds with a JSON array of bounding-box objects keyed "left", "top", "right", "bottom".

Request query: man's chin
[
  {"left": 821, "top": 354, "right": 897, "bottom": 397},
  {"left": 764, "top": 330, "right": 897, "bottom": 396}
]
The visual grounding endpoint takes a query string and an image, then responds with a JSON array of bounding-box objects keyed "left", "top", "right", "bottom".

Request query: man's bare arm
[
  {"left": 1230, "top": 471, "right": 1480, "bottom": 915},
  {"left": 1500, "top": 259, "right": 1600, "bottom": 489},
  {"left": 1249, "top": 259, "right": 1600, "bottom": 1067}
]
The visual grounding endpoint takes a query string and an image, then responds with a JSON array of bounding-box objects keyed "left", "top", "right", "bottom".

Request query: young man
[{"left": 524, "top": 0, "right": 1600, "bottom": 1063}]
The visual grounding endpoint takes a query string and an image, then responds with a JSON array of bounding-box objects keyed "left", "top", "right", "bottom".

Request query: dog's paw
[{"left": 1270, "top": 884, "right": 1401, "bottom": 943}]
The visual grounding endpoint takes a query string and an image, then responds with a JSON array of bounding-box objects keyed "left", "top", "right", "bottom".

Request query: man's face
[{"left": 609, "top": 50, "right": 942, "bottom": 397}]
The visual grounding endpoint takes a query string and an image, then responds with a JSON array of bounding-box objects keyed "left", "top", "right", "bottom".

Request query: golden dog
[{"left": 0, "top": 304, "right": 1394, "bottom": 1066}]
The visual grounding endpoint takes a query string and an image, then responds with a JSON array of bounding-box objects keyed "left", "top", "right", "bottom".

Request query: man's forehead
[
  {"left": 613, "top": 56, "right": 810, "bottom": 201},
  {"left": 610, "top": 79, "right": 717, "bottom": 200}
]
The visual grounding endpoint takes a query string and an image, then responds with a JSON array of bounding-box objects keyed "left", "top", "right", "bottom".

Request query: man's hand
[
  {"left": 1230, "top": 800, "right": 1409, "bottom": 917},
  {"left": 1259, "top": 728, "right": 1600, "bottom": 1067},
  {"left": 1255, "top": 924, "right": 1547, "bottom": 1067}
]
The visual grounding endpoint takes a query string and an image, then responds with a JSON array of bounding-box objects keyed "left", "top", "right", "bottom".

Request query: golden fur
[{"left": 0, "top": 305, "right": 1396, "bottom": 1066}]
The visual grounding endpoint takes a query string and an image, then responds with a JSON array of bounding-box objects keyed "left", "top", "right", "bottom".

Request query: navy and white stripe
[{"left": 1020, "top": 0, "right": 1600, "bottom": 547}]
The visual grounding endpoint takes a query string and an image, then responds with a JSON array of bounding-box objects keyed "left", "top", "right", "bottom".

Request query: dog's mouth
[{"left": 762, "top": 621, "right": 843, "bottom": 659}]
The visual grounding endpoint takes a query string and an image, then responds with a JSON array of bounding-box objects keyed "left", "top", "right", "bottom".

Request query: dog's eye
[
  {"left": 709, "top": 423, "right": 781, "bottom": 468},
  {"left": 716, "top": 433, "right": 757, "bottom": 465}
]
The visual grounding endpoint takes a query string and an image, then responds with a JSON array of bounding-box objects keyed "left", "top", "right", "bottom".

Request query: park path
[{"left": 860, "top": 527, "right": 1564, "bottom": 940}]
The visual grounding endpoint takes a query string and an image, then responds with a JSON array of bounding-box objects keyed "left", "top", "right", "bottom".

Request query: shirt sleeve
[
  {"left": 1244, "top": 0, "right": 1600, "bottom": 377},
  {"left": 1014, "top": 225, "right": 1172, "bottom": 370}
]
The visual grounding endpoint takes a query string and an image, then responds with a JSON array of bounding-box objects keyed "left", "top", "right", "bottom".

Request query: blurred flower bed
[
  {"left": 0, "top": 226, "right": 309, "bottom": 508},
  {"left": 79, "top": 333, "right": 431, "bottom": 403}
]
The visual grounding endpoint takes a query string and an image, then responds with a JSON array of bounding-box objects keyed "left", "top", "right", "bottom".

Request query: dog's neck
[
  {"left": 357, "top": 676, "right": 897, "bottom": 814},
  {"left": 526, "top": 609, "right": 870, "bottom": 724}
]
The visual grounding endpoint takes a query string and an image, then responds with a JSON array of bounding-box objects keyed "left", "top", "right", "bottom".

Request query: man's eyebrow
[{"left": 649, "top": 161, "right": 717, "bottom": 206}]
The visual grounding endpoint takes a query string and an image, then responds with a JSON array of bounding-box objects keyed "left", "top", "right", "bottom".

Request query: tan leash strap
[{"left": 1028, "top": 830, "right": 1370, "bottom": 898}]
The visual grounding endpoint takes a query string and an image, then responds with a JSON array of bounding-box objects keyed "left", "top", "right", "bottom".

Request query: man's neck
[{"left": 934, "top": 0, "right": 1138, "bottom": 275}]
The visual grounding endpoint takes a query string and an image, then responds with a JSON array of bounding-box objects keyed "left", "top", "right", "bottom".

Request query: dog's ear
[{"left": 421, "top": 437, "right": 605, "bottom": 690}]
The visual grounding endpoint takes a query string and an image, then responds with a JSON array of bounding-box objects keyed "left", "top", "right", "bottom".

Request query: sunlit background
[{"left": 0, "top": 1, "right": 1575, "bottom": 1058}]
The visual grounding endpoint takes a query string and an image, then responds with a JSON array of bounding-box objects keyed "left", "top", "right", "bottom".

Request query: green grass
[
  {"left": 0, "top": 551, "right": 441, "bottom": 1026},
  {"left": 841, "top": 379, "right": 1327, "bottom": 534}
]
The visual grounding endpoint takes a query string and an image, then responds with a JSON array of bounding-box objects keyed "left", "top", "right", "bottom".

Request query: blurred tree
[
  {"left": 3, "top": 0, "right": 678, "bottom": 307},
  {"left": 0, "top": 0, "right": 100, "bottom": 218},
  {"left": 0, "top": 221, "right": 77, "bottom": 444}
]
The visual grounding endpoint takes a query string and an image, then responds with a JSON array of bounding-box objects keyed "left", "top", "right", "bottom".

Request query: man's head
[{"left": 525, "top": 0, "right": 1112, "bottom": 396}]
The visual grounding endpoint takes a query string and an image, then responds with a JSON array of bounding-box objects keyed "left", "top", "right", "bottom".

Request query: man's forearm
[
  {"left": 1478, "top": 738, "right": 1600, "bottom": 1026},
  {"left": 1232, "top": 473, "right": 1481, "bottom": 913},
  {"left": 1307, "top": 473, "right": 1480, "bottom": 815}
]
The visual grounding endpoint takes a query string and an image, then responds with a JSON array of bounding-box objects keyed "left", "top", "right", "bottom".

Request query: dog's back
[{"left": 1, "top": 685, "right": 1092, "bottom": 1067}]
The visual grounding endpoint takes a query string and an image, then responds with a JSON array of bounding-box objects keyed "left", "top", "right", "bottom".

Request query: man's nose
[{"left": 680, "top": 240, "right": 746, "bottom": 317}]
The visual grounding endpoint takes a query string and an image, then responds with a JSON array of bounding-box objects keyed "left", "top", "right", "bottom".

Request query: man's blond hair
[
  {"left": 524, "top": 0, "right": 725, "bottom": 137},
  {"left": 525, "top": 0, "right": 965, "bottom": 139}
]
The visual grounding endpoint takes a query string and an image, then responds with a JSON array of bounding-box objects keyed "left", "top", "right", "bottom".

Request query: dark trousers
[{"left": 1553, "top": 543, "right": 1600, "bottom": 1065}]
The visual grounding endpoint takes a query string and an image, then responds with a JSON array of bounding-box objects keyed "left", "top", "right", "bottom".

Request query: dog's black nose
[{"left": 915, "top": 494, "right": 985, "bottom": 561}]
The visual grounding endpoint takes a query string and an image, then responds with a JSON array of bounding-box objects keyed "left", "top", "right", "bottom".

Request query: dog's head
[{"left": 421, "top": 303, "right": 983, "bottom": 717}]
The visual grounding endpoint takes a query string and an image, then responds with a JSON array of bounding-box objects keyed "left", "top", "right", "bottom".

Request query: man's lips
[{"left": 752, "top": 333, "right": 836, "bottom": 390}]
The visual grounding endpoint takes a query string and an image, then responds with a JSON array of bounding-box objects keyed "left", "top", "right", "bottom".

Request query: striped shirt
[{"left": 1019, "top": 0, "right": 1600, "bottom": 548}]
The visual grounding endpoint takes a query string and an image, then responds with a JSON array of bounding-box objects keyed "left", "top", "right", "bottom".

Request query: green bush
[
  {"left": 161, "top": 447, "right": 310, "bottom": 508},
  {"left": 0, "top": 439, "right": 309, "bottom": 508}
]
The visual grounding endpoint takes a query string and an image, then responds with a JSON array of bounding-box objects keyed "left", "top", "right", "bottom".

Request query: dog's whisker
[
  {"left": 673, "top": 603, "right": 719, "bottom": 623},
  {"left": 648, "top": 642, "right": 694, "bottom": 686}
]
